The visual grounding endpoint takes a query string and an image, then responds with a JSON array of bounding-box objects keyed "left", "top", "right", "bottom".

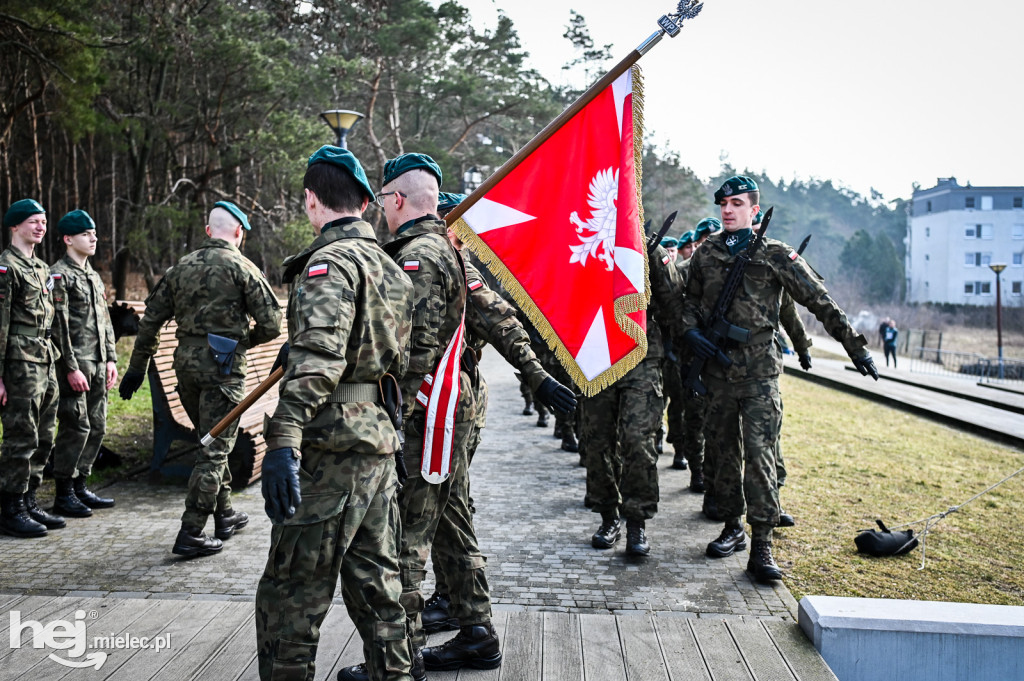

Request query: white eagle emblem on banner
[{"left": 569, "top": 167, "right": 618, "bottom": 271}]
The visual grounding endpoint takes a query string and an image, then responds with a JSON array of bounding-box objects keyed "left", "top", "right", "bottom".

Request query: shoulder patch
[
  {"left": 468, "top": 280, "right": 484, "bottom": 291},
  {"left": 662, "top": 255, "right": 671, "bottom": 265},
  {"left": 0, "top": 266, "right": 7, "bottom": 274},
  {"left": 403, "top": 260, "right": 420, "bottom": 271},
  {"left": 788, "top": 250, "right": 799, "bottom": 261},
  {"left": 308, "top": 263, "right": 329, "bottom": 278},
  {"left": 51, "top": 273, "right": 62, "bottom": 279}
]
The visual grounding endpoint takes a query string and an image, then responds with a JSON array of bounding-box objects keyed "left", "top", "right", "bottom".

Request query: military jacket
[
  {"left": 464, "top": 261, "right": 547, "bottom": 391},
  {"left": 779, "top": 291, "right": 812, "bottom": 355},
  {"left": 383, "top": 217, "right": 473, "bottom": 421},
  {"left": 50, "top": 256, "right": 117, "bottom": 364},
  {"left": 0, "top": 245, "right": 70, "bottom": 376},
  {"left": 681, "top": 233, "right": 865, "bottom": 381},
  {"left": 264, "top": 218, "right": 414, "bottom": 453},
  {"left": 128, "top": 238, "right": 282, "bottom": 375},
  {"left": 646, "top": 245, "right": 686, "bottom": 362}
]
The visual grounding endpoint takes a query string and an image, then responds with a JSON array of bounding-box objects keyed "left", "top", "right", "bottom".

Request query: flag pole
[
  {"left": 445, "top": 1, "right": 703, "bottom": 227},
  {"left": 199, "top": 366, "right": 284, "bottom": 447}
]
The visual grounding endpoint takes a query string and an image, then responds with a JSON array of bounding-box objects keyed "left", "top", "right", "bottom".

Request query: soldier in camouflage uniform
[
  {"left": 254, "top": 147, "right": 415, "bottom": 681},
  {"left": 0, "top": 199, "right": 76, "bottom": 537},
  {"left": 120, "top": 200, "right": 281, "bottom": 557},
  {"left": 681, "top": 176, "right": 877, "bottom": 582},
  {"left": 49, "top": 210, "right": 119, "bottom": 517},
  {"left": 581, "top": 243, "right": 685, "bottom": 556},
  {"left": 421, "top": 193, "right": 575, "bottom": 635}
]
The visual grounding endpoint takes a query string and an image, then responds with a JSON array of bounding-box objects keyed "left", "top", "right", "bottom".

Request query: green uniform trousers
[
  {"left": 255, "top": 447, "right": 411, "bottom": 681},
  {"left": 0, "top": 360, "right": 58, "bottom": 493},
  {"left": 52, "top": 359, "right": 109, "bottom": 479},
  {"left": 580, "top": 358, "right": 664, "bottom": 521},
  {"left": 399, "top": 414, "right": 490, "bottom": 649},
  {"left": 703, "top": 374, "right": 781, "bottom": 539}
]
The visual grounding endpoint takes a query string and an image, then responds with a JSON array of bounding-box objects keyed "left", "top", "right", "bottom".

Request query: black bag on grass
[{"left": 855, "top": 519, "right": 919, "bottom": 556}]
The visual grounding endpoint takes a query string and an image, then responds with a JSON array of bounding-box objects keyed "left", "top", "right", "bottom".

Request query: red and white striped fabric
[{"left": 416, "top": 311, "right": 466, "bottom": 484}]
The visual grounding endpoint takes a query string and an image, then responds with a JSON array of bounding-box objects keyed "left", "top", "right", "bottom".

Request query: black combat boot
[
  {"left": 536, "top": 411, "right": 549, "bottom": 428},
  {"left": 337, "top": 648, "right": 426, "bottom": 681},
  {"left": 672, "top": 452, "right": 688, "bottom": 470},
  {"left": 422, "top": 622, "right": 502, "bottom": 671},
  {"left": 73, "top": 477, "right": 115, "bottom": 509},
  {"left": 522, "top": 396, "right": 533, "bottom": 416},
  {"left": 591, "top": 513, "right": 620, "bottom": 549},
  {"left": 655, "top": 426, "right": 664, "bottom": 455},
  {"left": 422, "top": 591, "right": 458, "bottom": 633},
  {"left": 213, "top": 509, "right": 249, "bottom": 540},
  {"left": 706, "top": 524, "right": 747, "bottom": 558},
  {"left": 778, "top": 510, "right": 795, "bottom": 527},
  {"left": 53, "top": 477, "right": 92, "bottom": 518},
  {"left": 553, "top": 422, "right": 563, "bottom": 439},
  {"left": 561, "top": 431, "right": 579, "bottom": 453},
  {"left": 747, "top": 539, "right": 783, "bottom": 581},
  {"left": 625, "top": 519, "right": 650, "bottom": 556},
  {"left": 702, "top": 493, "right": 722, "bottom": 521},
  {"left": 172, "top": 524, "right": 223, "bottom": 557},
  {"left": 0, "top": 492, "right": 47, "bottom": 538},
  {"left": 689, "top": 468, "right": 706, "bottom": 493},
  {"left": 26, "top": 482, "right": 66, "bottom": 529}
]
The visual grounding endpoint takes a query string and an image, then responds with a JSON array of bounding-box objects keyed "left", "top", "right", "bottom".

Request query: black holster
[
  {"left": 855, "top": 519, "right": 919, "bottom": 557},
  {"left": 207, "top": 333, "right": 239, "bottom": 376},
  {"left": 379, "top": 374, "right": 407, "bottom": 485}
]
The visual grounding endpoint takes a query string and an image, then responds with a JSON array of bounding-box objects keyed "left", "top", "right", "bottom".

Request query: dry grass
[{"left": 775, "top": 374, "right": 1024, "bottom": 605}]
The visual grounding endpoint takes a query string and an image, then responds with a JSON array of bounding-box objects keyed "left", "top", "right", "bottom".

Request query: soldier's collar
[
  {"left": 395, "top": 214, "right": 441, "bottom": 236},
  {"left": 320, "top": 217, "right": 375, "bottom": 241},
  {"left": 204, "top": 237, "right": 239, "bottom": 252}
]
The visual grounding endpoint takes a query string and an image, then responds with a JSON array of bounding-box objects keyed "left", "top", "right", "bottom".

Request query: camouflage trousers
[
  {"left": 664, "top": 359, "right": 707, "bottom": 471},
  {"left": 400, "top": 413, "right": 490, "bottom": 649},
  {"left": 255, "top": 423, "right": 411, "bottom": 681},
  {"left": 580, "top": 358, "right": 663, "bottom": 521},
  {"left": 775, "top": 393, "right": 787, "bottom": 487},
  {"left": 175, "top": 369, "right": 244, "bottom": 528},
  {"left": 703, "top": 374, "right": 781, "bottom": 539},
  {"left": 0, "top": 360, "right": 57, "bottom": 493},
  {"left": 52, "top": 359, "right": 108, "bottom": 479}
]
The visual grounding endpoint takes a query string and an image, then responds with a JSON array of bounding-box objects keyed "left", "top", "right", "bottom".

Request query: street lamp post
[
  {"left": 989, "top": 263, "right": 1006, "bottom": 379},
  {"left": 319, "top": 110, "right": 364, "bottom": 149}
]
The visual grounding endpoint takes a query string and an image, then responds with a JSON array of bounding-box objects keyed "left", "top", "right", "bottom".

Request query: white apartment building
[{"left": 906, "top": 178, "right": 1024, "bottom": 305}]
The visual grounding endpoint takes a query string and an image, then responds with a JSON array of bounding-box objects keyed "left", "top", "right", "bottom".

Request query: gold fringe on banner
[{"left": 451, "top": 65, "right": 649, "bottom": 397}]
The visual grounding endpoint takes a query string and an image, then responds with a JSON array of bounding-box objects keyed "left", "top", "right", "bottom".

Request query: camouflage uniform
[
  {"left": 49, "top": 255, "right": 118, "bottom": 479},
  {"left": 580, "top": 246, "right": 683, "bottom": 522},
  {"left": 432, "top": 260, "right": 550, "bottom": 595},
  {"left": 128, "top": 238, "right": 281, "bottom": 527},
  {"left": 681, "top": 233, "right": 866, "bottom": 539},
  {"left": 255, "top": 218, "right": 414, "bottom": 681},
  {"left": 0, "top": 246, "right": 73, "bottom": 492},
  {"left": 665, "top": 256, "right": 707, "bottom": 473},
  {"left": 383, "top": 218, "right": 490, "bottom": 651},
  {"left": 775, "top": 292, "right": 811, "bottom": 487}
]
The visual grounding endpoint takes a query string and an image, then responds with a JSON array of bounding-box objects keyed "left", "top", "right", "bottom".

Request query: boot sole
[
  {"left": 626, "top": 545, "right": 651, "bottom": 556},
  {"left": 81, "top": 500, "right": 115, "bottom": 509},
  {"left": 591, "top": 534, "right": 619, "bottom": 549},
  {"left": 0, "top": 525, "right": 48, "bottom": 538},
  {"left": 172, "top": 544, "right": 223, "bottom": 557},
  {"left": 424, "top": 652, "right": 502, "bottom": 672},
  {"left": 53, "top": 505, "right": 93, "bottom": 518},
  {"left": 747, "top": 563, "right": 783, "bottom": 581},
  {"left": 30, "top": 515, "right": 66, "bottom": 529},
  {"left": 706, "top": 540, "right": 747, "bottom": 558}
]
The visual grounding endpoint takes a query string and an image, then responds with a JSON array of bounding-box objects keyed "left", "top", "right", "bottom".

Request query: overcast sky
[{"left": 450, "top": 0, "right": 1023, "bottom": 202}]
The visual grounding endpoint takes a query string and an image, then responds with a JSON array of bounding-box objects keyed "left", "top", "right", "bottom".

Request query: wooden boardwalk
[{"left": 0, "top": 594, "right": 836, "bottom": 681}]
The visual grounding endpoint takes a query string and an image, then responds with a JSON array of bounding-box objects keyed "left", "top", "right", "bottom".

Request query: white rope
[{"left": 882, "top": 464, "right": 1024, "bottom": 570}]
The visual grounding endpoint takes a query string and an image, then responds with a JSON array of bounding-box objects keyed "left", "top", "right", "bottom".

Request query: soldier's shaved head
[
  {"left": 390, "top": 169, "right": 439, "bottom": 215},
  {"left": 208, "top": 206, "right": 241, "bottom": 234}
]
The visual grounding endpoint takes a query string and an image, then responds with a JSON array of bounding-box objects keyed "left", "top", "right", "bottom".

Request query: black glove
[
  {"left": 852, "top": 353, "right": 879, "bottom": 380},
  {"left": 799, "top": 352, "right": 812, "bottom": 371},
  {"left": 262, "top": 447, "right": 302, "bottom": 523},
  {"left": 271, "top": 342, "right": 289, "bottom": 373},
  {"left": 684, "top": 329, "right": 716, "bottom": 361},
  {"left": 394, "top": 449, "right": 409, "bottom": 486},
  {"left": 118, "top": 370, "right": 145, "bottom": 400},
  {"left": 535, "top": 376, "right": 577, "bottom": 415}
]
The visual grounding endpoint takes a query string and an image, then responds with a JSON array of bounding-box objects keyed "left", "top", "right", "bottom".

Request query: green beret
[
  {"left": 660, "top": 236, "right": 679, "bottom": 249},
  {"left": 694, "top": 217, "right": 722, "bottom": 236},
  {"left": 4, "top": 199, "right": 45, "bottom": 228},
  {"left": 383, "top": 153, "right": 442, "bottom": 188},
  {"left": 438, "top": 192, "right": 466, "bottom": 213},
  {"left": 307, "top": 145, "right": 377, "bottom": 204},
  {"left": 213, "top": 201, "right": 251, "bottom": 231},
  {"left": 57, "top": 209, "right": 97, "bottom": 236},
  {"left": 713, "top": 175, "right": 758, "bottom": 204},
  {"left": 678, "top": 230, "right": 696, "bottom": 245},
  {"left": 753, "top": 209, "right": 764, "bottom": 226}
]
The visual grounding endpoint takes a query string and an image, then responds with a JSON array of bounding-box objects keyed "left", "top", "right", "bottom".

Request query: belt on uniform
[
  {"left": 9, "top": 324, "right": 51, "bottom": 338},
  {"left": 327, "top": 383, "right": 380, "bottom": 404},
  {"left": 177, "top": 336, "right": 248, "bottom": 350},
  {"left": 745, "top": 330, "right": 777, "bottom": 346}
]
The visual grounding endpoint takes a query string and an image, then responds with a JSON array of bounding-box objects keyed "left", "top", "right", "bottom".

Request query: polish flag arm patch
[
  {"left": 0, "top": 266, "right": 7, "bottom": 274},
  {"left": 308, "top": 263, "right": 329, "bottom": 277},
  {"left": 468, "top": 280, "right": 484, "bottom": 291},
  {"left": 403, "top": 260, "right": 420, "bottom": 271},
  {"left": 661, "top": 255, "right": 670, "bottom": 265},
  {"left": 788, "top": 250, "right": 799, "bottom": 261}
]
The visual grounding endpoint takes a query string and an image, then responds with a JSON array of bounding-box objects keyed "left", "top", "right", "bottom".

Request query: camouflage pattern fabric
[
  {"left": 52, "top": 359, "right": 109, "bottom": 478},
  {"left": 0, "top": 246, "right": 70, "bottom": 492},
  {"left": 50, "top": 255, "right": 118, "bottom": 479},
  {"left": 127, "top": 237, "right": 281, "bottom": 527},
  {"left": 384, "top": 219, "right": 492, "bottom": 649},
  {"left": 681, "top": 233, "right": 866, "bottom": 539},
  {"left": 257, "top": 218, "right": 415, "bottom": 681},
  {"left": 774, "top": 291, "right": 811, "bottom": 487}
]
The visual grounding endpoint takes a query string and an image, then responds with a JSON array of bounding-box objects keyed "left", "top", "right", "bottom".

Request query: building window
[
  {"left": 1015, "top": 197, "right": 1023, "bottom": 208},
  {"left": 927, "top": 200, "right": 932, "bottom": 212},
  {"left": 965, "top": 197, "right": 975, "bottom": 209},
  {"left": 981, "top": 196, "right": 993, "bottom": 210},
  {"left": 965, "top": 281, "right": 992, "bottom": 295},
  {"left": 1012, "top": 281, "right": 1022, "bottom": 295},
  {"left": 1014, "top": 253, "right": 1023, "bottom": 266},
  {"left": 965, "top": 283, "right": 973, "bottom": 294},
  {"left": 965, "top": 252, "right": 992, "bottom": 267},
  {"left": 1013, "top": 224, "right": 1024, "bottom": 239},
  {"left": 965, "top": 224, "right": 993, "bottom": 239}
]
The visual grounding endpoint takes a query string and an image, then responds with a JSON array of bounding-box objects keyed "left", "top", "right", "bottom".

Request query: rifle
[
  {"left": 683, "top": 206, "right": 773, "bottom": 396},
  {"left": 646, "top": 211, "right": 678, "bottom": 255}
]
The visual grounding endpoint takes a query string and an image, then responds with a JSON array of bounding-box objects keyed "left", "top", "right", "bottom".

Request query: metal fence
[{"left": 907, "top": 347, "right": 1024, "bottom": 384}]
